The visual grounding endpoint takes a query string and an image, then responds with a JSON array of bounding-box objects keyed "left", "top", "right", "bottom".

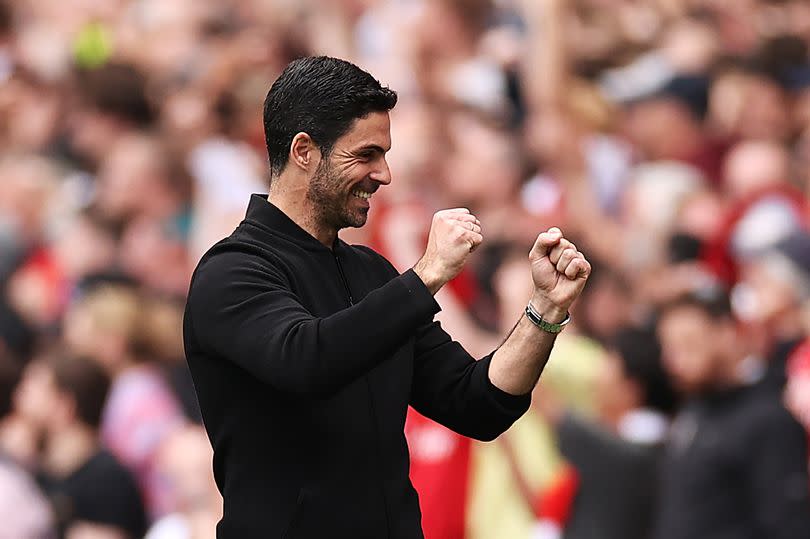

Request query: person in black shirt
[
  {"left": 653, "top": 291, "right": 810, "bottom": 539},
  {"left": 14, "top": 354, "right": 147, "bottom": 539},
  {"left": 183, "top": 56, "right": 592, "bottom": 538}
]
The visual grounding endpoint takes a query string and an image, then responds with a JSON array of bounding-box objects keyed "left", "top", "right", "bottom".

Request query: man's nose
[{"left": 370, "top": 159, "right": 392, "bottom": 185}]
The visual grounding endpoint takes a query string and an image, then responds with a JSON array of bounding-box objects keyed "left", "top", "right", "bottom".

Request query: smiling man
[{"left": 183, "top": 56, "right": 591, "bottom": 539}]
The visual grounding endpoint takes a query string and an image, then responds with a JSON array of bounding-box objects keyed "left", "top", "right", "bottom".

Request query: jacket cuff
[
  {"left": 400, "top": 269, "right": 441, "bottom": 316},
  {"left": 479, "top": 354, "right": 532, "bottom": 415}
]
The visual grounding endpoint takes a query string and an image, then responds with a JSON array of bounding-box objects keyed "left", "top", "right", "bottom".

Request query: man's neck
[
  {"left": 44, "top": 424, "right": 98, "bottom": 478},
  {"left": 267, "top": 186, "right": 337, "bottom": 248}
]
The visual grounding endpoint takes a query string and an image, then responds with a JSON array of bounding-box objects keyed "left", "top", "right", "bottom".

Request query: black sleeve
[
  {"left": 186, "top": 250, "right": 440, "bottom": 398},
  {"left": 556, "top": 412, "right": 643, "bottom": 477},
  {"left": 409, "top": 320, "right": 530, "bottom": 441},
  {"left": 744, "top": 405, "right": 810, "bottom": 539}
]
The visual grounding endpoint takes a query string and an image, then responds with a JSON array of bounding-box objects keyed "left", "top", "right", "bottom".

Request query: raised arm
[
  {"left": 488, "top": 228, "right": 590, "bottom": 395},
  {"left": 185, "top": 250, "right": 439, "bottom": 399}
]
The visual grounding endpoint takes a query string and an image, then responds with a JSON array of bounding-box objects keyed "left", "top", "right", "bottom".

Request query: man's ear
[{"left": 290, "top": 132, "right": 321, "bottom": 172}]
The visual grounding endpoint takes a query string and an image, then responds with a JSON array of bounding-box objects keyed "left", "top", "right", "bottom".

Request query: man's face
[
  {"left": 13, "top": 362, "right": 63, "bottom": 431},
  {"left": 657, "top": 306, "right": 729, "bottom": 393},
  {"left": 307, "top": 111, "right": 392, "bottom": 230},
  {"left": 595, "top": 351, "right": 642, "bottom": 423}
]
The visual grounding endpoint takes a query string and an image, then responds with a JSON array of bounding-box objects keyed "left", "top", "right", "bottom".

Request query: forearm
[{"left": 488, "top": 295, "right": 567, "bottom": 395}]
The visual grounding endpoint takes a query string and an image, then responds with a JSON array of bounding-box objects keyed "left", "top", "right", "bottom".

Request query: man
[
  {"left": 13, "top": 354, "right": 147, "bottom": 538},
  {"left": 183, "top": 56, "right": 591, "bottom": 538},
  {"left": 531, "top": 327, "right": 676, "bottom": 539},
  {"left": 653, "top": 290, "right": 810, "bottom": 539}
]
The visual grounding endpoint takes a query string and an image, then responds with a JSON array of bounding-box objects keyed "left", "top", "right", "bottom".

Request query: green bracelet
[{"left": 525, "top": 302, "right": 571, "bottom": 334}]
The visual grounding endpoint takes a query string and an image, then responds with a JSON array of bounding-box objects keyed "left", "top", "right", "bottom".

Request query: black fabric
[
  {"left": 653, "top": 382, "right": 810, "bottom": 539},
  {"left": 165, "top": 361, "right": 203, "bottom": 424},
  {"left": 762, "top": 337, "right": 803, "bottom": 392},
  {"left": 557, "top": 414, "right": 662, "bottom": 539},
  {"left": 183, "top": 194, "right": 530, "bottom": 539},
  {"left": 38, "top": 450, "right": 146, "bottom": 539}
]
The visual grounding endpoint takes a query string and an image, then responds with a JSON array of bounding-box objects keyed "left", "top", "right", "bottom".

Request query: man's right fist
[{"left": 413, "top": 208, "right": 482, "bottom": 295}]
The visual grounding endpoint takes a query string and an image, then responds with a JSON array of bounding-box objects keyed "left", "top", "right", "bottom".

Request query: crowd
[{"left": 1, "top": 0, "right": 810, "bottom": 538}]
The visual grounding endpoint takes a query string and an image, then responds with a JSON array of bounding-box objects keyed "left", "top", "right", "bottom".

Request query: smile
[{"left": 352, "top": 190, "right": 373, "bottom": 200}]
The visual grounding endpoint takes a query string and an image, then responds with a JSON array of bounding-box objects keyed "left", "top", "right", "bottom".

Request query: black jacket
[
  {"left": 183, "top": 195, "right": 530, "bottom": 538},
  {"left": 653, "top": 380, "right": 810, "bottom": 539},
  {"left": 556, "top": 413, "right": 663, "bottom": 539}
]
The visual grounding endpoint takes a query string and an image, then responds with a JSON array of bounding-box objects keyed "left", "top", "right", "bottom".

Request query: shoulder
[
  {"left": 189, "top": 231, "right": 289, "bottom": 296},
  {"left": 195, "top": 227, "right": 285, "bottom": 275},
  {"left": 78, "top": 451, "right": 140, "bottom": 490},
  {"left": 738, "top": 385, "right": 805, "bottom": 441}
]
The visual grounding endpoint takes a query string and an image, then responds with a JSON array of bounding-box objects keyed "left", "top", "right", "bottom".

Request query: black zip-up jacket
[
  {"left": 653, "top": 380, "right": 810, "bottom": 539},
  {"left": 183, "top": 195, "right": 530, "bottom": 538}
]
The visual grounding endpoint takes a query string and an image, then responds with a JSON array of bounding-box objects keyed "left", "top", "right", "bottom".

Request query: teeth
[{"left": 352, "top": 190, "right": 372, "bottom": 199}]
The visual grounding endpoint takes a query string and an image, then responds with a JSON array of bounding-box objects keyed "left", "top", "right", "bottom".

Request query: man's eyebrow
[{"left": 355, "top": 144, "right": 389, "bottom": 154}]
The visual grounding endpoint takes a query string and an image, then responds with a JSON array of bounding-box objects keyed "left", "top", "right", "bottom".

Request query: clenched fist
[
  {"left": 529, "top": 227, "right": 591, "bottom": 322},
  {"left": 413, "top": 208, "right": 482, "bottom": 294}
]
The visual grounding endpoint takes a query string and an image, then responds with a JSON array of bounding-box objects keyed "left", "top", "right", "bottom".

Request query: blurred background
[{"left": 1, "top": 0, "right": 810, "bottom": 538}]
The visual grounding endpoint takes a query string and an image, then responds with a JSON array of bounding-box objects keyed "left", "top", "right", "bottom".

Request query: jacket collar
[{"left": 244, "top": 193, "right": 340, "bottom": 252}]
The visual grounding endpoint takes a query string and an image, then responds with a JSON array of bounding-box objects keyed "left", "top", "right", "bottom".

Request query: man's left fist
[{"left": 528, "top": 227, "right": 591, "bottom": 321}]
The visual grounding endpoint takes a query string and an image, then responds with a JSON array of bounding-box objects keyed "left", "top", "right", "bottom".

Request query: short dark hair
[
  {"left": 658, "top": 286, "right": 733, "bottom": 322},
  {"left": 75, "top": 63, "right": 154, "bottom": 127},
  {"left": 263, "top": 56, "right": 398, "bottom": 178},
  {"left": 47, "top": 355, "right": 110, "bottom": 429},
  {"left": 609, "top": 327, "right": 678, "bottom": 414}
]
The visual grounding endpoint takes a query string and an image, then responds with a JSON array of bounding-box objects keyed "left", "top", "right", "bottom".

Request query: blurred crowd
[{"left": 1, "top": 0, "right": 810, "bottom": 538}]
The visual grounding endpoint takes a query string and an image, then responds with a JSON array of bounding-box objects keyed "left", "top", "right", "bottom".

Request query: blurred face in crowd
[
  {"left": 307, "top": 111, "right": 392, "bottom": 230},
  {"left": 625, "top": 98, "right": 702, "bottom": 161},
  {"left": 62, "top": 288, "right": 141, "bottom": 372},
  {"left": 155, "top": 426, "right": 219, "bottom": 512},
  {"left": 595, "top": 351, "right": 642, "bottom": 425},
  {"left": 444, "top": 115, "right": 520, "bottom": 207},
  {"left": 657, "top": 305, "right": 736, "bottom": 393},
  {"left": 95, "top": 135, "right": 173, "bottom": 221},
  {"left": 52, "top": 214, "right": 117, "bottom": 281},
  {"left": 737, "top": 257, "right": 802, "bottom": 325},
  {"left": 13, "top": 362, "right": 64, "bottom": 432},
  {"left": 723, "top": 140, "right": 789, "bottom": 200}
]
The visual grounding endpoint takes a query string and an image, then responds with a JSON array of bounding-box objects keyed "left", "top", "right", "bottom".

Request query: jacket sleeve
[
  {"left": 409, "top": 320, "right": 531, "bottom": 441},
  {"left": 185, "top": 250, "right": 440, "bottom": 398},
  {"left": 744, "top": 404, "right": 810, "bottom": 539},
  {"left": 556, "top": 413, "right": 641, "bottom": 475}
]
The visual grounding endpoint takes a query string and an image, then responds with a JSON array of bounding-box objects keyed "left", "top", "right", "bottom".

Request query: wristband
[{"left": 525, "top": 302, "right": 571, "bottom": 334}]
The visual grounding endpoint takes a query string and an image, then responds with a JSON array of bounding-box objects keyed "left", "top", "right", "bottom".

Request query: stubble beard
[{"left": 307, "top": 159, "right": 367, "bottom": 230}]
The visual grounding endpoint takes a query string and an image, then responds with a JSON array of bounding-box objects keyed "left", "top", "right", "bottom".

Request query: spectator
[
  {"left": 654, "top": 290, "right": 810, "bottom": 539},
  {"left": 145, "top": 426, "right": 221, "bottom": 539},
  {"left": 63, "top": 286, "right": 185, "bottom": 519},
  {"left": 13, "top": 354, "right": 146, "bottom": 538},
  {"left": 529, "top": 327, "right": 676, "bottom": 539}
]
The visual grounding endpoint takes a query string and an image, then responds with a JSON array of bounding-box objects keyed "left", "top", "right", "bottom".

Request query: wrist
[
  {"left": 413, "top": 259, "right": 443, "bottom": 295},
  {"left": 529, "top": 293, "right": 568, "bottom": 323}
]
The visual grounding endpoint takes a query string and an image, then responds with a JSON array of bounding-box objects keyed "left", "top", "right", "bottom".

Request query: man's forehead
[{"left": 338, "top": 111, "right": 392, "bottom": 151}]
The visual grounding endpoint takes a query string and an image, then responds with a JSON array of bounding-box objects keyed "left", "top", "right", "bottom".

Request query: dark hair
[
  {"left": 0, "top": 1, "right": 10, "bottom": 37},
  {"left": 0, "top": 352, "right": 22, "bottom": 418},
  {"left": 610, "top": 327, "right": 678, "bottom": 414},
  {"left": 75, "top": 63, "right": 154, "bottom": 127},
  {"left": 263, "top": 56, "right": 398, "bottom": 178},
  {"left": 47, "top": 355, "right": 110, "bottom": 429},
  {"left": 658, "top": 287, "right": 733, "bottom": 322}
]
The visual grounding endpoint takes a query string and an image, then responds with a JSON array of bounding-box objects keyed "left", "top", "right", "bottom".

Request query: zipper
[
  {"left": 332, "top": 251, "right": 391, "bottom": 537},
  {"left": 333, "top": 252, "right": 354, "bottom": 305}
]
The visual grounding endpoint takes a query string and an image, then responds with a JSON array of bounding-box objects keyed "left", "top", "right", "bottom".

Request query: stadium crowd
[{"left": 0, "top": 0, "right": 809, "bottom": 538}]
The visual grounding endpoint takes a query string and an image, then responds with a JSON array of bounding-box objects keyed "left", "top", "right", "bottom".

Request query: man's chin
[{"left": 344, "top": 209, "right": 369, "bottom": 228}]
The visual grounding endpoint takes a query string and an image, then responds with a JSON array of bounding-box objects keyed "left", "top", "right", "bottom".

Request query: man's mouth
[{"left": 351, "top": 189, "right": 374, "bottom": 200}]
